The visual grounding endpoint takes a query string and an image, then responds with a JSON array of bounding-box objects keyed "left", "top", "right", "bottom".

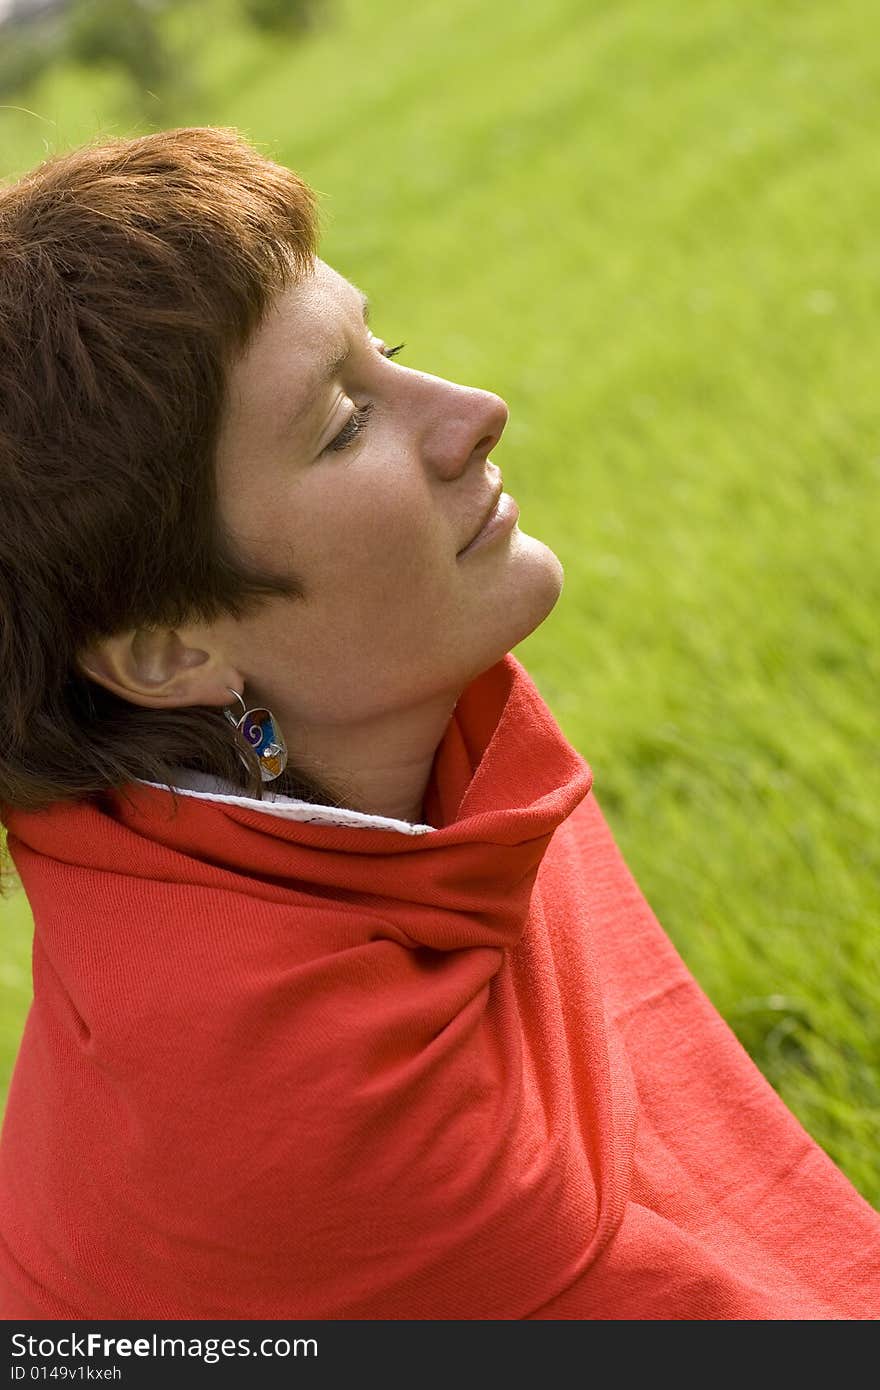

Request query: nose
[
  {"left": 471, "top": 390, "right": 509, "bottom": 463},
  {"left": 418, "top": 376, "right": 509, "bottom": 481}
]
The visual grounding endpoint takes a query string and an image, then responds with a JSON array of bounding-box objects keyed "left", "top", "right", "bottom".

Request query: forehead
[
  {"left": 250, "top": 256, "right": 355, "bottom": 363},
  {"left": 221, "top": 258, "right": 359, "bottom": 440},
  {"left": 280, "top": 255, "right": 356, "bottom": 324}
]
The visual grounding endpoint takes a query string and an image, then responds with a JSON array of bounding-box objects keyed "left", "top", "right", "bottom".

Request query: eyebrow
[{"left": 279, "top": 285, "right": 370, "bottom": 440}]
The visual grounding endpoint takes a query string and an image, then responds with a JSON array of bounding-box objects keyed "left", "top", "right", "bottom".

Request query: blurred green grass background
[{"left": 1, "top": 0, "right": 878, "bottom": 1206}]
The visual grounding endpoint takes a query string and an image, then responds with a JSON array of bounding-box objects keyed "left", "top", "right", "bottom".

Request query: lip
[{"left": 456, "top": 490, "right": 520, "bottom": 558}]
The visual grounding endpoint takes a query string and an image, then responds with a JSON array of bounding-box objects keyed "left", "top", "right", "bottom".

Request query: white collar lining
[{"left": 133, "top": 771, "right": 435, "bottom": 836}]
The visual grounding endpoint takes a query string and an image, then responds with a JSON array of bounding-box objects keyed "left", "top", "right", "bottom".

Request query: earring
[{"left": 223, "top": 687, "right": 288, "bottom": 783}]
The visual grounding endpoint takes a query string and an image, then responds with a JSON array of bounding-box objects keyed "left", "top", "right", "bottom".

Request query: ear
[{"left": 76, "top": 628, "right": 242, "bottom": 711}]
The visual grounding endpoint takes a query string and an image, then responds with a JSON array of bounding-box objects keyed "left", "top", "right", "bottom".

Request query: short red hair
[{"left": 0, "top": 126, "right": 341, "bottom": 829}]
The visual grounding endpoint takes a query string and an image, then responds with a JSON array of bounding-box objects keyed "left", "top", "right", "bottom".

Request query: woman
[{"left": 0, "top": 126, "right": 877, "bottom": 1321}]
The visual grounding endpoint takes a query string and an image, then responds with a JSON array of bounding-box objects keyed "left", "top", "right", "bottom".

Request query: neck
[{"left": 274, "top": 689, "right": 461, "bottom": 824}]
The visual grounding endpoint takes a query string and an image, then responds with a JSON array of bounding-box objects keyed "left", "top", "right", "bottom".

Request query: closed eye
[
  {"left": 322, "top": 341, "right": 406, "bottom": 453},
  {"left": 325, "top": 402, "right": 374, "bottom": 453}
]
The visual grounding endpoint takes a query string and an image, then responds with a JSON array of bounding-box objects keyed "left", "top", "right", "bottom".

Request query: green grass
[{"left": 1, "top": 0, "right": 878, "bottom": 1206}]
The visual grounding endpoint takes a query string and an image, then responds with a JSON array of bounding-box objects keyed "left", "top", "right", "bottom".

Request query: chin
[
  {"left": 455, "top": 532, "right": 565, "bottom": 683},
  {"left": 494, "top": 532, "right": 565, "bottom": 649},
  {"left": 514, "top": 527, "right": 565, "bottom": 600}
]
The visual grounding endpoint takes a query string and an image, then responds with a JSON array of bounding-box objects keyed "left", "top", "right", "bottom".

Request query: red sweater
[{"left": 1, "top": 653, "right": 878, "bottom": 1319}]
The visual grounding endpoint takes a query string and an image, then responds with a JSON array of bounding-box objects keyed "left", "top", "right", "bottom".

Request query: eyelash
[{"left": 324, "top": 342, "right": 406, "bottom": 453}]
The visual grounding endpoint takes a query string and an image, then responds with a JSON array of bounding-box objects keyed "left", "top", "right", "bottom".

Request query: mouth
[
  {"left": 456, "top": 488, "right": 519, "bottom": 559},
  {"left": 457, "top": 482, "right": 505, "bottom": 556}
]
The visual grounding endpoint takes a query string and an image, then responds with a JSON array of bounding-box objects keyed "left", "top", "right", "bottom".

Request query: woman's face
[{"left": 212, "top": 257, "right": 564, "bottom": 726}]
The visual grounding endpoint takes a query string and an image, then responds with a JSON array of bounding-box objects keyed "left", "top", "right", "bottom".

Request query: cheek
[{"left": 311, "top": 480, "right": 446, "bottom": 583}]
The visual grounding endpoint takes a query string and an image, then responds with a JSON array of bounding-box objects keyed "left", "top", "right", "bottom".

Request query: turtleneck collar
[
  {"left": 134, "top": 767, "right": 438, "bottom": 835},
  {"left": 133, "top": 651, "right": 590, "bottom": 837},
  {"left": 7, "top": 652, "right": 594, "bottom": 953}
]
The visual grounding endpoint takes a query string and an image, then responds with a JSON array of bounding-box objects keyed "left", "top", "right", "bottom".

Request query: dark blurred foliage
[
  {"left": 0, "top": 11, "right": 67, "bottom": 97},
  {"left": 0, "top": 0, "right": 169, "bottom": 98},
  {"left": 239, "top": 0, "right": 318, "bottom": 34},
  {"left": 0, "top": 0, "right": 330, "bottom": 104},
  {"left": 65, "top": 0, "right": 170, "bottom": 90}
]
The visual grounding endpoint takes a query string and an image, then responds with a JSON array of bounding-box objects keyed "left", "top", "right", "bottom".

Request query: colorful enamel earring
[{"left": 224, "top": 687, "right": 288, "bottom": 783}]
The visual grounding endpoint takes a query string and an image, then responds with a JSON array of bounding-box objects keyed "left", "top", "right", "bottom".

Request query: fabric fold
[{"left": 1, "top": 650, "right": 877, "bottom": 1320}]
